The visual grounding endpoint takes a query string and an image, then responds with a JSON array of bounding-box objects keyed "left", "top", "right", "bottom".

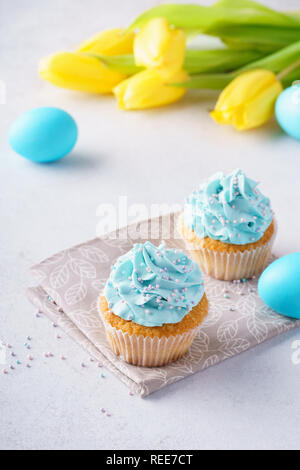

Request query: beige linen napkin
[{"left": 27, "top": 213, "right": 300, "bottom": 397}]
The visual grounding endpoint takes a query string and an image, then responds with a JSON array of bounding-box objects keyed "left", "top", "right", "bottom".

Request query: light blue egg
[
  {"left": 9, "top": 107, "right": 78, "bottom": 162},
  {"left": 275, "top": 84, "right": 300, "bottom": 140},
  {"left": 258, "top": 253, "right": 300, "bottom": 319}
]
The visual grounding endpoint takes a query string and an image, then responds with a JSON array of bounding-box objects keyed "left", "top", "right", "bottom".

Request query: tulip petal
[
  {"left": 134, "top": 18, "right": 186, "bottom": 80},
  {"left": 241, "top": 80, "right": 283, "bottom": 129},
  {"left": 77, "top": 28, "right": 134, "bottom": 56},
  {"left": 210, "top": 68, "right": 282, "bottom": 130},
  {"left": 215, "top": 69, "right": 277, "bottom": 110},
  {"left": 39, "top": 52, "right": 126, "bottom": 93},
  {"left": 114, "top": 69, "right": 188, "bottom": 110}
]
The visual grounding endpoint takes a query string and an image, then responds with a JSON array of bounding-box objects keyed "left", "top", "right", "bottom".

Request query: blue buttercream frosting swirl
[
  {"left": 104, "top": 241, "right": 205, "bottom": 327},
  {"left": 183, "top": 169, "right": 273, "bottom": 245}
]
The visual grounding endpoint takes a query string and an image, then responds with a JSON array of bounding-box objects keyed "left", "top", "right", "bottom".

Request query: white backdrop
[{"left": 1, "top": 0, "right": 300, "bottom": 450}]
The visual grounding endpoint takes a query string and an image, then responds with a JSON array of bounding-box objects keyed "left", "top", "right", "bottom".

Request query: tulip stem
[
  {"left": 277, "top": 58, "right": 300, "bottom": 80},
  {"left": 85, "top": 49, "right": 266, "bottom": 76},
  {"left": 85, "top": 53, "right": 143, "bottom": 75}
]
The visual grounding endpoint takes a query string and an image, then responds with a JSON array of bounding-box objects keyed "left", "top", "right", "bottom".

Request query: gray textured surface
[{"left": 1, "top": 0, "right": 300, "bottom": 450}]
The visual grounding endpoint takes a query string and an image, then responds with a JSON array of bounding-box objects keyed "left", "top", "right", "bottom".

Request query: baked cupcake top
[
  {"left": 104, "top": 241, "right": 204, "bottom": 327},
  {"left": 183, "top": 169, "right": 273, "bottom": 245}
]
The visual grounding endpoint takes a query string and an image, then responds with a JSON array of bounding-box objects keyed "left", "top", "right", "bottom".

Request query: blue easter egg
[
  {"left": 258, "top": 253, "right": 300, "bottom": 319},
  {"left": 275, "top": 84, "right": 300, "bottom": 140},
  {"left": 9, "top": 107, "right": 78, "bottom": 162}
]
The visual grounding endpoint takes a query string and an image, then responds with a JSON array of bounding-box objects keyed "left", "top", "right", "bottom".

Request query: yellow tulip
[
  {"left": 39, "top": 52, "right": 126, "bottom": 94},
  {"left": 113, "top": 69, "right": 188, "bottom": 110},
  {"left": 210, "top": 69, "right": 283, "bottom": 130},
  {"left": 77, "top": 28, "right": 134, "bottom": 55},
  {"left": 134, "top": 18, "right": 186, "bottom": 79}
]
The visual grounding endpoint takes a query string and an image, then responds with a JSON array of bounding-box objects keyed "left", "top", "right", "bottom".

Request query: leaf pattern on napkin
[
  {"left": 217, "top": 320, "right": 239, "bottom": 343},
  {"left": 202, "top": 354, "right": 220, "bottom": 369},
  {"left": 79, "top": 246, "right": 109, "bottom": 264},
  {"left": 50, "top": 264, "right": 70, "bottom": 289},
  {"left": 69, "top": 258, "right": 96, "bottom": 279},
  {"left": 65, "top": 282, "right": 87, "bottom": 305},
  {"left": 219, "top": 338, "right": 251, "bottom": 358},
  {"left": 247, "top": 315, "right": 268, "bottom": 342}
]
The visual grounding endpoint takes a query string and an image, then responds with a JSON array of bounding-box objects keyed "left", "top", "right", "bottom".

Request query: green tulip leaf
[
  {"left": 85, "top": 54, "right": 143, "bottom": 75},
  {"left": 129, "top": 0, "right": 300, "bottom": 31},
  {"left": 128, "top": 0, "right": 300, "bottom": 50},
  {"left": 184, "top": 48, "right": 263, "bottom": 73}
]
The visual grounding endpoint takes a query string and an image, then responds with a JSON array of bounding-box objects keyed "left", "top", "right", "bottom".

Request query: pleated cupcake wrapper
[
  {"left": 103, "top": 321, "right": 200, "bottom": 368},
  {"left": 183, "top": 238, "right": 275, "bottom": 281},
  {"left": 99, "top": 304, "right": 200, "bottom": 367}
]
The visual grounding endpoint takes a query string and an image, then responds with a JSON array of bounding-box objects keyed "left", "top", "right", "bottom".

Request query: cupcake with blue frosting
[
  {"left": 99, "top": 241, "right": 208, "bottom": 367},
  {"left": 179, "top": 169, "right": 275, "bottom": 281}
]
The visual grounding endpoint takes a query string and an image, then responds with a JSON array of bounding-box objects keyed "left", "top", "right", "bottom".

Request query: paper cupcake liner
[
  {"left": 183, "top": 238, "right": 274, "bottom": 281},
  {"left": 179, "top": 216, "right": 277, "bottom": 281},
  {"left": 99, "top": 311, "right": 200, "bottom": 367}
]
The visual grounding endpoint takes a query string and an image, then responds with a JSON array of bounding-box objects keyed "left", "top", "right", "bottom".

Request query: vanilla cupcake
[
  {"left": 99, "top": 241, "right": 208, "bottom": 367},
  {"left": 179, "top": 169, "right": 275, "bottom": 281}
]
